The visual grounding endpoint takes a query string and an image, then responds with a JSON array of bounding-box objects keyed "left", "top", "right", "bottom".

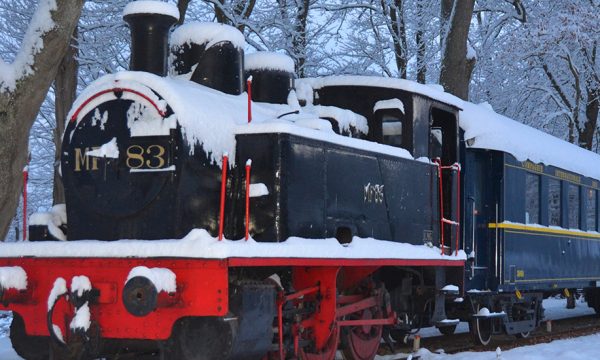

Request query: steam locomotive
[{"left": 2, "top": 1, "right": 600, "bottom": 359}]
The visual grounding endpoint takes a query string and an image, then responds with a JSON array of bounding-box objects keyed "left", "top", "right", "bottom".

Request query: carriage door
[{"left": 430, "top": 107, "right": 460, "bottom": 254}]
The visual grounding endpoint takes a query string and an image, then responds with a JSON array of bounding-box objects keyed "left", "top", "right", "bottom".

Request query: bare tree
[
  {"left": 0, "top": 0, "right": 84, "bottom": 240},
  {"left": 208, "top": 0, "right": 257, "bottom": 33},
  {"left": 472, "top": 0, "right": 599, "bottom": 149}
]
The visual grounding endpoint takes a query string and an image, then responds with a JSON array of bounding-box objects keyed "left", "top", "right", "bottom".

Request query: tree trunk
[
  {"left": 439, "top": 0, "right": 475, "bottom": 100},
  {"left": 176, "top": 0, "right": 191, "bottom": 25},
  {"left": 53, "top": 27, "right": 78, "bottom": 205},
  {"left": 579, "top": 87, "right": 599, "bottom": 150},
  {"left": 214, "top": 0, "right": 228, "bottom": 24},
  {"left": 388, "top": 0, "right": 407, "bottom": 79},
  {"left": 415, "top": 0, "right": 426, "bottom": 84},
  {"left": 0, "top": 0, "right": 84, "bottom": 240},
  {"left": 293, "top": 0, "right": 310, "bottom": 77},
  {"left": 439, "top": 0, "right": 453, "bottom": 48},
  {"left": 416, "top": 29, "right": 426, "bottom": 83},
  {"left": 415, "top": 0, "right": 427, "bottom": 84}
]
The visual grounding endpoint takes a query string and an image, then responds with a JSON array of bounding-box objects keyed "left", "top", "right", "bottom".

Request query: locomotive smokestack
[{"left": 123, "top": 1, "right": 179, "bottom": 76}]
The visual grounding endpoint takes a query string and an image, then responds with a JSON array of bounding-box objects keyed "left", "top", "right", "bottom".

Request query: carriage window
[
  {"left": 587, "top": 189, "right": 597, "bottom": 231},
  {"left": 382, "top": 114, "right": 403, "bottom": 147},
  {"left": 548, "top": 179, "right": 561, "bottom": 226},
  {"left": 525, "top": 173, "right": 540, "bottom": 224},
  {"left": 568, "top": 184, "right": 580, "bottom": 229}
]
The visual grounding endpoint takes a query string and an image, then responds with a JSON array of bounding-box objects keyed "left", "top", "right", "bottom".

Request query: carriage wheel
[
  {"left": 299, "top": 325, "right": 339, "bottom": 360},
  {"left": 469, "top": 304, "right": 493, "bottom": 346},
  {"left": 469, "top": 317, "right": 492, "bottom": 346},
  {"left": 341, "top": 307, "right": 383, "bottom": 360}
]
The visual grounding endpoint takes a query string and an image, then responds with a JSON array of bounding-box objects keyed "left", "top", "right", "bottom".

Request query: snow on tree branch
[{"left": 0, "top": 0, "right": 58, "bottom": 92}]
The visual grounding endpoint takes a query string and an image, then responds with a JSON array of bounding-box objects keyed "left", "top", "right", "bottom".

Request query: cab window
[{"left": 381, "top": 114, "right": 403, "bottom": 147}]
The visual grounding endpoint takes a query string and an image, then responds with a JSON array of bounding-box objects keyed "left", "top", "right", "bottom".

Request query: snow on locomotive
[{"left": 2, "top": 1, "right": 600, "bottom": 359}]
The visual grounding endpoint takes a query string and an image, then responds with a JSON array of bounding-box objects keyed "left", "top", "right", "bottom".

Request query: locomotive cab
[{"left": 310, "top": 81, "right": 462, "bottom": 250}]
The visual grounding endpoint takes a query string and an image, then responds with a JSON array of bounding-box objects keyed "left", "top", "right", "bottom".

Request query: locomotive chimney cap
[
  {"left": 245, "top": 52, "right": 295, "bottom": 73},
  {"left": 123, "top": 0, "right": 180, "bottom": 21},
  {"left": 171, "top": 22, "right": 246, "bottom": 50}
]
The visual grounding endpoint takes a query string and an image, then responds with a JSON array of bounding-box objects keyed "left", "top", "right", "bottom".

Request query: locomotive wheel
[
  {"left": 298, "top": 325, "right": 339, "bottom": 360},
  {"left": 341, "top": 307, "right": 383, "bottom": 360},
  {"left": 437, "top": 324, "right": 457, "bottom": 336},
  {"left": 516, "top": 331, "right": 531, "bottom": 339},
  {"left": 9, "top": 313, "right": 50, "bottom": 360}
]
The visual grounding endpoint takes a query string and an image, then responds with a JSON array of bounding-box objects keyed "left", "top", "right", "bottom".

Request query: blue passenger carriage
[{"left": 459, "top": 110, "right": 600, "bottom": 343}]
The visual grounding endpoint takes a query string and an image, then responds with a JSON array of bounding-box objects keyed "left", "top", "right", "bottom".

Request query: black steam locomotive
[{"left": 2, "top": 1, "right": 600, "bottom": 359}]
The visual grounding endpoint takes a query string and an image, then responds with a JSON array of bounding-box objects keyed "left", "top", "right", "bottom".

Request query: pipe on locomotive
[{"left": 123, "top": 1, "right": 180, "bottom": 76}]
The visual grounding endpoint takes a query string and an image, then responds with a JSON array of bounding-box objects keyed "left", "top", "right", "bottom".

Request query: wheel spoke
[{"left": 341, "top": 308, "right": 383, "bottom": 360}]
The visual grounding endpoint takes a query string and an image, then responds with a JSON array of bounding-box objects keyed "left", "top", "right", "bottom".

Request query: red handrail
[
  {"left": 245, "top": 160, "right": 252, "bottom": 240},
  {"left": 455, "top": 165, "right": 461, "bottom": 256},
  {"left": 22, "top": 167, "right": 28, "bottom": 241},
  {"left": 436, "top": 160, "right": 445, "bottom": 254},
  {"left": 218, "top": 154, "right": 228, "bottom": 240},
  {"left": 435, "top": 160, "right": 461, "bottom": 256},
  {"left": 247, "top": 77, "right": 253, "bottom": 123}
]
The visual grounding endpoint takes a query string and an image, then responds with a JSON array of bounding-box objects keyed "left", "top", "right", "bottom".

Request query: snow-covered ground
[{"left": 0, "top": 297, "right": 596, "bottom": 359}]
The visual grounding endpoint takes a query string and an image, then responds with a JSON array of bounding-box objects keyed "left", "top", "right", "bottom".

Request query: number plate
[{"left": 126, "top": 138, "right": 173, "bottom": 172}]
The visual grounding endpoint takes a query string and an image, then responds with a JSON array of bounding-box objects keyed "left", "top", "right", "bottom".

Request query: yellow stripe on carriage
[{"left": 488, "top": 222, "right": 600, "bottom": 239}]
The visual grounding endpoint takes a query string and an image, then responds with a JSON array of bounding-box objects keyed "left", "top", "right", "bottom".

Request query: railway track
[{"left": 378, "top": 314, "right": 600, "bottom": 358}]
